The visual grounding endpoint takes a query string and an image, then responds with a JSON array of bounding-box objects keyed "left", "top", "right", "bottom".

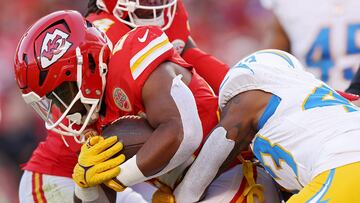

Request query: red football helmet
[
  {"left": 14, "top": 10, "right": 111, "bottom": 141},
  {"left": 97, "top": 0, "right": 177, "bottom": 30}
]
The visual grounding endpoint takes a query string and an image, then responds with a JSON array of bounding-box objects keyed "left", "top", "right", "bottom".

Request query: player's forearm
[
  {"left": 137, "top": 118, "right": 186, "bottom": 176},
  {"left": 116, "top": 119, "right": 201, "bottom": 186},
  {"left": 116, "top": 75, "right": 203, "bottom": 186}
]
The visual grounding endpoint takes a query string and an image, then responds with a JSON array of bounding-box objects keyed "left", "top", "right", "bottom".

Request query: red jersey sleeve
[
  {"left": 121, "top": 26, "right": 175, "bottom": 87},
  {"left": 165, "top": 0, "right": 190, "bottom": 54},
  {"left": 103, "top": 26, "right": 179, "bottom": 124}
]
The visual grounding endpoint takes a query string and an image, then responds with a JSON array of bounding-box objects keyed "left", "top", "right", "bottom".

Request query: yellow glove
[{"left": 72, "top": 136, "right": 125, "bottom": 188}]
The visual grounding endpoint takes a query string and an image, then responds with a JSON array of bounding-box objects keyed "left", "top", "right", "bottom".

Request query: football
[{"left": 102, "top": 116, "right": 154, "bottom": 159}]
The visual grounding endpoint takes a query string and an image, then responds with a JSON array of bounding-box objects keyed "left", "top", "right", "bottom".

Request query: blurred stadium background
[{"left": 0, "top": 0, "right": 272, "bottom": 202}]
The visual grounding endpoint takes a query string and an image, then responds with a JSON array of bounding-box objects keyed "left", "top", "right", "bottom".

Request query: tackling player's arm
[
  {"left": 174, "top": 90, "right": 272, "bottom": 203},
  {"left": 218, "top": 90, "right": 272, "bottom": 169}
]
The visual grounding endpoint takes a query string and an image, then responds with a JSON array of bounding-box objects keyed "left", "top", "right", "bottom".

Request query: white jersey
[
  {"left": 261, "top": 0, "right": 360, "bottom": 90},
  {"left": 219, "top": 50, "right": 360, "bottom": 191}
]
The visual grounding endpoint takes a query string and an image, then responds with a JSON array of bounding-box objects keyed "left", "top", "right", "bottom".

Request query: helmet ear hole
[
  {"left": 85, "top": 20, "right": 93, "bottom": 28},
  {"left": 39, "top": 70, "right": 49, "bottom": 86},
  {"left": 88, "top": 54, "right": 96, "bottom": 73},
  {"left": 23, "top": 54, "right": 28, "bottom": 66}
]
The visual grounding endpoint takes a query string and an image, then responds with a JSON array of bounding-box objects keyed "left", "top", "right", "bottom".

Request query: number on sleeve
[
  {"left": 252, "top": 135, "right": 302, "bottom": 191},
  {"left": 302, "top": 84, "right": 358, "bottom": 112}
]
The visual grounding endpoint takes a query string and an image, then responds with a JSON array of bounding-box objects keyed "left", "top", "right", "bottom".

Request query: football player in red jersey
[
  {"left": 14, "top": 10, "right": 216, "bottom": 202},
  {"left": 85, "top": 1, "right": 360, "bottom": 201},
  {"left": 85, "top": 0, "right": 229, "bottom": 95},
  {"left": 14, "top": 11, "right": 280, "bottom": 203},
  {"left": 14, "top": 0, "right": 228, "bottom": 201},
  {"left": 15, "top": 1, "right": 229, "bottom": 202}
]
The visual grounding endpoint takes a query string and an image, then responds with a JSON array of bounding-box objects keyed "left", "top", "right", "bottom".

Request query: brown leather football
[{"left": 102, "top": 116, "right": 154, "bottom": 160}]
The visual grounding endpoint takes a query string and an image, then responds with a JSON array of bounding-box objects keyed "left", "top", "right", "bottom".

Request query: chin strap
[
  {"left": 60, "top": 134, "right": 70, "bottom": 147},
  {"left": 238, "top": 156, "right": 264, "bottom": 203},
  {"left": 103, "top": 179, "right": 127, "bottom": 192}
]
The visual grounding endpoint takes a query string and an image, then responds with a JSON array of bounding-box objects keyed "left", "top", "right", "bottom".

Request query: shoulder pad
[
  {"left": 119, "top": 26, "right": 174, "bottom": 80},
  {"left": 219, "top": 67, "right": 258, "bottom": 109}
]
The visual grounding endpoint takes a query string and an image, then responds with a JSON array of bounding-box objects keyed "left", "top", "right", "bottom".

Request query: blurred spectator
[
  {"left": 260, "top": 0, "right": 360, "bottom": 91},
  {"left": 183, "top": 0, "right": 272, "bottom": 66}
]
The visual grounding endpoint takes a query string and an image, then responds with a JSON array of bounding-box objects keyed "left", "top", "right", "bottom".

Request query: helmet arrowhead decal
[{"left": 40, "top": 29, "right": 72, "bottom": 69}]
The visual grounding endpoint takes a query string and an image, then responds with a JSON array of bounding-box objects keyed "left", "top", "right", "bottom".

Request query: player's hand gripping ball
[
  {"left": 101, "top": 116, "right": 154, "bottom": 191},
  {"left": 72, "top": 136, "right": 125, "bottom": 188}
]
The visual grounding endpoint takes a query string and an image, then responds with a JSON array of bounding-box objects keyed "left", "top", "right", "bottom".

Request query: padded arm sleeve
[{"left": 173, "top": 126, "right": 235, "bottom": 203}]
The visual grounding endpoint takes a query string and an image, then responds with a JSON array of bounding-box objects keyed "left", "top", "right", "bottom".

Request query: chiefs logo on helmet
[{"left": 40, "top": 29, "right": 72, "bottom": 69}]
